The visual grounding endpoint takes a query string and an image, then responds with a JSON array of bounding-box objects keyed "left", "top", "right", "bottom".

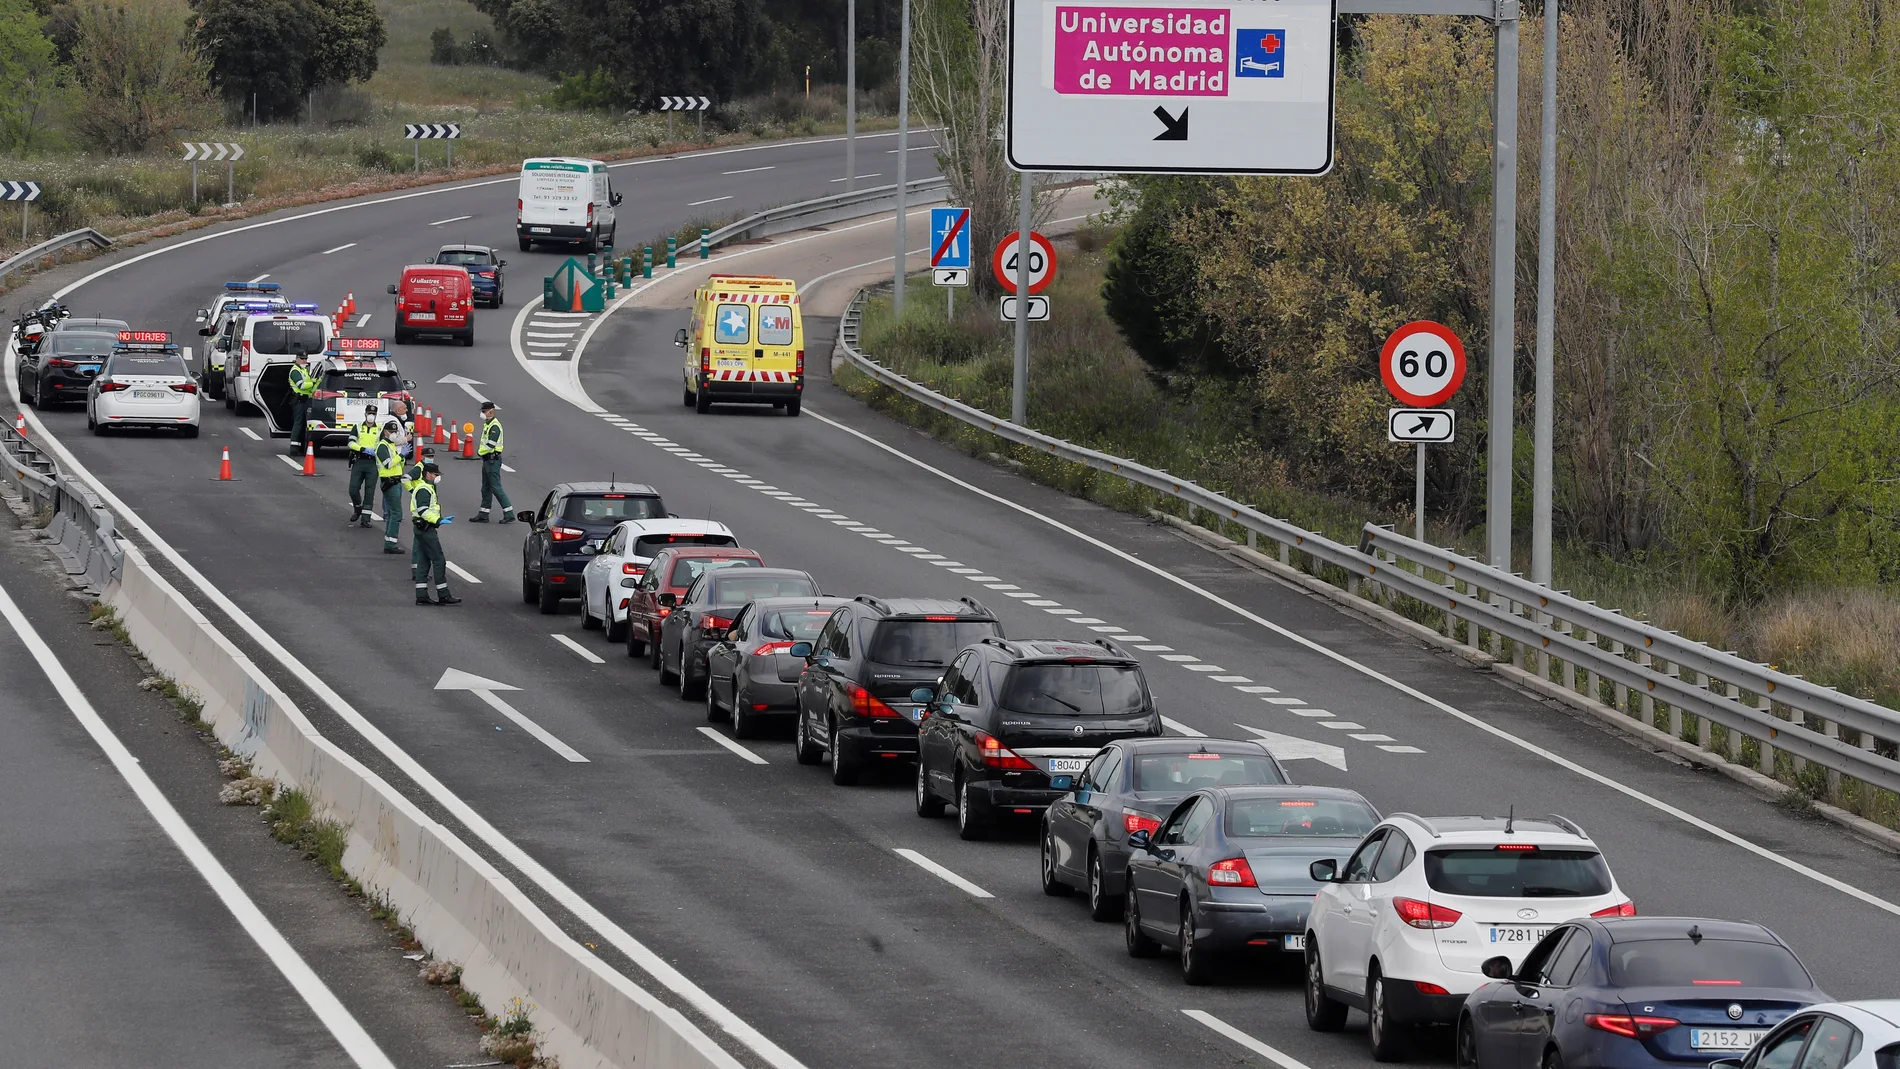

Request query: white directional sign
[
  {"left": 1007, "top": 0, "right": 1337, "bottom": 174},
  {"left": 659, "top": 96, "right": 712, "bottom": 111},
  {"left": 933, "top": 268, "right": 970, "bottom": 287},
  {"left": 0, "top": 181, "right": 41, "bottom": 202},
  {"left": 1000, "top": 296, "right": 1051, "bottom": 321},
  {"left": 404, "top": 123, "right": 461, "bottom": 139},
  {"left": 1387, "top": 408, "right": 1455, "bottom": 444},
  {"left": 181, "top": 142, "right": 244, "bottom": 161}
]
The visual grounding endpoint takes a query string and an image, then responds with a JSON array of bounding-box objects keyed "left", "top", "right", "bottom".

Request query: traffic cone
[
  {"left": 13, "top": 412, "right": 24, "bottom": 438},
  {"left": 417, "top": 408, "right": 432, "bottom": 436},
  {"left": 434, "top": 415, "right": 448, "bottom": 445},
  {"left": 345, "top": 292, "right": 356, "bottom": 316},
  {"left": 218, "top": 447, "right": 233, "bottom": 481},
  {"left": 461, "top": 422, "right": 476, "bottom": 459},
  {"left": 448, "top": 423, "right": 460, "bottom": 453},
  {"left": 300, "top": 442, "right": 317, "bottom": 476}
]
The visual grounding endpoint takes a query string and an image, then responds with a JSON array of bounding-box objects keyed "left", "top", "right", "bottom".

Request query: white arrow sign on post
[
  {"left": 434, "top": 667, "right": 588, "bottom": 762},
  {"left": 1, "top": 180, "right": 39, "bottom": 241},
  {"left": 403, "top": 124, "right": 462, "bottom": 171},
  {"left": 1233, "top": 723, "right": 1348, "bottom": 771},
  {"left": 658, "top": 96, "right": 713, "bottom": 141},
  {"left": 181, "top": 143, "right": 244, "bottom": 206},
  {"left": 436, "top": 373, "right": 487, "bottom": 404}
]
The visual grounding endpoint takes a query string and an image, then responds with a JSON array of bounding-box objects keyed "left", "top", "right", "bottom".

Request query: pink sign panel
[{"left": 1053, "top": 6, "right": 1230, "bottom": 96}]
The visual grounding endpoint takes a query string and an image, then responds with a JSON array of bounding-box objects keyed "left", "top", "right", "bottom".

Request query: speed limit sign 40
[
  {"left": 992, "top": 231, "right": 1057, "bottom": 295},
  {"left": 1379, "top": 320, "right": 1467, "bottom": 407}
]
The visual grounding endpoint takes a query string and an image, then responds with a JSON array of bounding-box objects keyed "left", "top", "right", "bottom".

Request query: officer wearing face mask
[{"left": 375, "top": 419, "right": 407, "bottom": 554}]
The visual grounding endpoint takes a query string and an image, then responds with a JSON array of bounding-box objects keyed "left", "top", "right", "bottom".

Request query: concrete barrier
[{"left": 106, "top": 540, "right": 743, "bottom": 1069}]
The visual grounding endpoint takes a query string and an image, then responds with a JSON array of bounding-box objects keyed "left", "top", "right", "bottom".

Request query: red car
[
  {"left": 625, "top": 545, "right": 764, "bottom": 662},
  {"left": 388, "top": 265, "right": 474, "bottom": 347}
]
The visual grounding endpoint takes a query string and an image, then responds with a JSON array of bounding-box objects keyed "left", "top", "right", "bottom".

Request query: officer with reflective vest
[
  {"left": 374, "top": 420, "right": 407, "bottom": 554},
  {"left": 346, "top": 405, "right": 382, "bottom": 527},
  {"left": 410, "top": 462, "right": 460, "bottom": 605},
  {"left": 286, "top": 352, "right": 317, "bottom": 452},
  {"left": 405, "top": 447, "right": 436, "bottom": 569},
  {"left": 470, "top": 399, "right": 513, "bottom": 523}
]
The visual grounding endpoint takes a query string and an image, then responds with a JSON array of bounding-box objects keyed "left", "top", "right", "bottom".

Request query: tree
[
  {"left": 306, "top": 0, "right": 383, "bottom": 89},
  {"left": 1101, "top": 177, "right": 1235, "bottom": 382},
  {"left": 191, "top": 0, "right": 382, "bottom": 121},
  {"left": 67, "top": 0, "right": 213, "bottom": 152},
  {"left": 0, "top": 0, "right": 65, "bottom": 151}
]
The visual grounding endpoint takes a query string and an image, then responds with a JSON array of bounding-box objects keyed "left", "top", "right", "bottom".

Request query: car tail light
[
  {"left": 618, "top": 598, "right": 630, "bottom": 610},
  {"left": 1587, "top": 1015, "right": 1679, "bottom": 1039},
  {"left": 922, "top": 615, "right": 960, "bottom": 621},
  {"left": 46, "top": 358, "right": 71, "bottom": 368},
  {"left": 849, "top": 684, "right": 903, "bottom": 720},
  {"left": 795, "top": 349, "right": 804, "bottom": 376},
  {"left": 976, "top": 731, "right": 1037, "bottom": 769},
  {"left": 586, "top": 203, "right": 595, "bottom": 228},
  {"left": 551, "top": 525, "right": 586, "bottom": 542},
  {"left": 1123, "top": 812, "right": 1162, "bottom": 837},
  {"left": 700, "top": 348, "right": 711, "bottom": 375},
  {"left": 478, "top": 271, "right": 496, "bottom": 278},
  {"left": 1592, "top": 901, "right": 1637, "bottom": 917},
  {"left": 1208, "top": 857, "right": 1257, "bottom": 887},
  {"left": 1691, "top": 979, "right": 1744, "bottom": 986},
  {"left": 754, "top": 641, "right": 796, "bottom": 656},
  {"left": 1413, "top": 981, "right": 1451, "bottom": 995},
  {"left": 240, "top": 338, "right": 252, "bottom": 372},
  {"left": 168, "top": 382, "right": 198, "bottom": 394},
  {"left": 621, "top": 563, "right": 645, "bottom": 576},
  {"left": 516, "top": 198, "right": 523, "bottom": 220},
  {"left": 1495, "top": 843, "right": 1539, "bottom": 851},
  {"left": 702, "top": 614, "right": 734, "bottom": 631},
  {"left": 313, "top": 390, "right": 342, "bottom": 399},
  {"left": 1393, "top": 898, "right": 1462, "bottom": 929},
  {"left": 96, "top": 381, "right": 129, "bottom": 392}
]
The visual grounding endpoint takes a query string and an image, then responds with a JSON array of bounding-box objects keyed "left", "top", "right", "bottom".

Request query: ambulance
[{"left": 674, "top": 275, "right": 805, "bottom": 416}]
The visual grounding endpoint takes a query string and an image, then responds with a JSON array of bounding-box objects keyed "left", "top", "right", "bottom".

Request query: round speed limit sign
[
  {"left": 1379, "top": 320, "right": 1467, "bottom": 407},
  {"left": 992, "top": 231, "right": 1057, "bottom": 295}
]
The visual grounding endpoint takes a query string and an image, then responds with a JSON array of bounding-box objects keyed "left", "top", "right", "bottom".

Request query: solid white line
[
  {"left": 322, "top": 243, "right": 356, "bottom": 255},
  {"left": 0, "top": 578, "right": 396, "bottom": 1069},
  {"left": 1162, "top": 716, "right": 1208, "bottom": 737},
  {"left": 469, "top": 689, "right": 587, "bottom": 763},
  {"left": 428, "top": 215, "right": 473, "bottom": 226},
  {"left": 277, "top": 454, "right": 301, "bottom": 470},
  {"left": 1183, "top": 1010, "right": 1314, "bottom": 1069},
  {"left": 695, "top": 726, "right": 768, "bottom": 765},
  {"left": 892, "top": 848, "right": 993, "bottom": 899},
  {"left": 550, "top": 634, "right": 604, "bottom": 664},
  {"left": 829, "top": 173, "right": 882, "bottom": 182},
  {"left": 444, "top": 561, "right": 481, "bottom": 585},
  {"left": 355, "top": 314, "right": 371, "bottom": 327},
  {"left": 687, "top": 196, "right": 733, "bottom": 206},
  {"left": 238, "top": 427, "right": 262, "bottom": 441},
  {"left": 501, "top": 464, "right": 515, "bottom": 473},
  {"left": 248, "top": 272, "right": 270, "bottom": 282},
  {"left": 720, "top": 165, "right": 776, "bottom": 175}
]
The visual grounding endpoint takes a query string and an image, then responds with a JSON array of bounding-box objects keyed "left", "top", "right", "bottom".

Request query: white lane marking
[
  {"left": 322, "top": 243, "right": 356, "bottom": 255},
  {"left": 720, "top": 165, "right": 776, "bottom": 175},
  {"left": 501, "top": 464, "right": 515, "bottom": 473},
  {"left": 238, "top": 427, "right": 262, "bottom": 441},
  {"left": 1238, "top": 686, "right": 1280, "bottom": 694},
  {"left": 1069, "top": 617, "right": 1107, "bottom": 624},
  {"left": 429, "top": 215, "right": 473, "bottom": 226},
  {"left": 0, "top": 578, "right": 397, "bottom": 1069},
  {"left": 551, "top": 634, "right": 604, "bottom": 664},
  {"left": 464, "top": 688, "right": 588, "bottom": 763},
  {"left": 1211, "top": 675, "right": 1251, "bottom": 683},
  {"left": 892, "top": 848, "right": 993, "bottom": 899},
  {"left": 527, "top": 331, "right": 576, "bottom": 339},
  {"left": 248, "top": 272, "right": 270, "bottom": 282},
  {"left": 688, "top": 196, "right": 734, "bottom": 206},
  {"left": 805, "top": 410, "right": 1900, "bottom": 920},
  {"left": 1353, "top": 734, "right": 1397, "bottom": 742},
  {"left": 1291, "top": 710, "right": 1334, "bottom": 718},
  {"left": 445, "top": 561, "right": 481, "bottom": 585},
  {"left": 1162, "top": 716, "right": 1207, "bottom": 737},
  {"left": 1184, "top": 1010, "right": 1314, "bottom": 1069},
  {"left": 886, "top": 146, "right": 936, "bottom": 153},
  {"left": 355, "top": 314, "right": 371, "bottom": 327},
  {"left": 1263, "top": 697, "right": 1308, "bottom": 705},
  {"left": 535, "top": 311, "right": 593, "bottom": 318},
  {"left": 829, "top": 173, "right": 883, "bottom": 183},
  {"left": 530, "top": 321, "right": 577, "bottom": 329},
  {"left": 278, "top": 454, "right": 301, "bottom": 470},
  {"left": 696, "top": 727, "right": 769, "bottom": 766},
  {"left": 1319, "top": 721, "right": 1366, "bottom": 730}
]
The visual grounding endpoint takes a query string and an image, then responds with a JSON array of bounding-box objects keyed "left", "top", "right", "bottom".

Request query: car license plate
[
  {"left": 898, "top": 705, "right": 924, "bottom": 722},
  {"left": 409, "top": 312, "right": 436, "bottom": 321},
  {"left": 1488, "top": 925, "right": 1553, "bottom": 944},
  {"left": 1050, "top": 775, "right": 1074, "bottom": 790},
  {"left": 716, "top": 358, "right": 746, "bottom": 368},
  {"left": 132, "top": 389, "right": 169, "bottom": 400},
  {"left": 1692, "top": 1030, "right": 1767, "bottom": 1051},
  {"left": 1046, "top": 757, "right": 1088, "bottom": 774},
  {"left": 1284, "top": 934, "right": 1306, "bottom": 951},
  {"left": 78, "top": 364, "right": 100, "bottom": 373},
  {"left": 530, "top": 226, "right": 551, "bottom": 234},
  {"left": 336, "top": 399, "right": 374, "bottom": 426}
]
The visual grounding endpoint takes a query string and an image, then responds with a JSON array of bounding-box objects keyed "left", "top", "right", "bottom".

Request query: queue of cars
[{"left": 13, "top": 307, "right": 202, "bottom": 436}]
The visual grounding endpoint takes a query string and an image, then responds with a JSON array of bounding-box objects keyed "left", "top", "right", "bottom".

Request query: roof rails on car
[
  {"left": 1092, "top": 638, "right": 1130, "bottom": 658},
  {"left": 853, "top": 594, "right": 893, "bottom": 615},
  {"left": 958, "top": 595, "right": 992, "bottom": 616},
  {"left": 1385, "top": 812, "right": 1443, "bottom": 838},
  {"left": 979, "top": 636, "right": 1022, "bottom": 657}
]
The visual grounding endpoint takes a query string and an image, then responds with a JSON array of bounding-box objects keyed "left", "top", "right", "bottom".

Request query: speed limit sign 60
[
  {"left": 992, "top": 231, "right": 1057, "bottom": 295},
  {"left": 1379, "top": 321, "right": 1467, "bottom": 407}
]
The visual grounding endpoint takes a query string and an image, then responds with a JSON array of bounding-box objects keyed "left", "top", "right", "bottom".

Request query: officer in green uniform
[
  {"left": 374, "top": 419, "right": 407, "bottom": 554},
  {"left": 404, "top": 447, "right": 435, "bottom": 570},
  {"left": 286, "top": 352, "right": 317, "bottom": 452},
  {"left": 411, "top": 462, "right": 460, "bottom": 605},
  {"left": 346, "top": 405, "right": 382, "bottom": 527},
  {"left": 470, "top": 399, "right": 514, "bottom": 523}
]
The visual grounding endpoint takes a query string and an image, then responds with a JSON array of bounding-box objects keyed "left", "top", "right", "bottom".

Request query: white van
[
  {"left": 517, "top": 157, "right": 620, "bottom": 253},
  {"left": 215, "top": 308, "right": 332, "bottom": 433}
]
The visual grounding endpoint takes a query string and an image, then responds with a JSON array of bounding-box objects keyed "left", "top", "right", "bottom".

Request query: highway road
[{"left": 7, "top": 132, "right": 1899, "bottom": 1069}]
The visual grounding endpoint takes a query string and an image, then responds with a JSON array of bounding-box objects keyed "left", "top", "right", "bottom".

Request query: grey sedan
[{"left": 704, "top": 596, "right": 849, "bottom": 737}]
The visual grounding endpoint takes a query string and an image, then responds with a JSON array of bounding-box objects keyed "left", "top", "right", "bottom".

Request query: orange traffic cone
[
  {"left": 448, "top": 423, "right": 461, "bottom": 453},
  {"left": 218, "top": 447, "right": 233, "bottom": 481},
  {"left": 435, "top": 415, "right": 449, "bottom": 445},
  {"left": 300, "top": 442, "right": 317, "bottom": 476},
  {"left": 346, "top": 291, "right": 356, "bottom": 316},
  {"left": 13, "top": 412, "right": 25, "bottom": 438},
  {"left": 461, "top": 422, "right": 476, "bottom": 459},
  {"left": 417, "top": 408, "right": 432, "bottom": 436}
]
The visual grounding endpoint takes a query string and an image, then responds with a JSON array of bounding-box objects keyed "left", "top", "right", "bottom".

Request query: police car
[
  {"left": 87, "top": 330, "right": 201, "bottom": 437},
  {"left": 300, "top": 337, "right": 417, "bottom": 449},
  {"left": 195, "top": 282, "right": 289, "bottom": 399}
]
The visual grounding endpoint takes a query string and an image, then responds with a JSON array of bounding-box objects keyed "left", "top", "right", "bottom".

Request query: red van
[{"left": 387, "top": 266, "right": 475, "bottom": 347}]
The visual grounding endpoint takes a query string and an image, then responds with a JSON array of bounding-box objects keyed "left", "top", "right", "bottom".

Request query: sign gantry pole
[
  {"left": 1487, "top": 2, "right": 1521, "bottom": 572},
  {"left": 893, "top": 0, "right": 912, "bottom": 315},
  {"left": 1011, "top": 174, "right": 1032, "bottom": 424},
  {"left": 1532, "top": 0, "right": 1558, "bottom": 587}
]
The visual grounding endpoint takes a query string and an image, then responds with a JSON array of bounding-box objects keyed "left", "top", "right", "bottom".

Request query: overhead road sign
[
  {"left": 1006, "top": 0, "right": 1338, "bottom": 174},
  {"left": 658, "top": 97, "right": 712, "bottom": 111},
  {"left": 1, "top": 181, "right": 41, "bottom": 201},
  {"left": 1379, "top": 320, "right": 1466, "bottom": 407},
  {"left": 1387, "top": 408, "right": 1454, "bottom": 443},
  {"left": 403, "top": 124, "right": 461, "bottom": 139},
  {"left": 933, "top": 268, "right": 970, "bottom": 287},
  {"left": 181, "top": 142, "right": 244, "bottom": 161},
  {"left": 1001, "top": 296, "right": 1051, "bottom": 322},
  {"left": 992, "top": 231, "right": 1057, "bottom": 294},
  {"left": 931, "top": 207, "right": 973, "bottom": 269}
]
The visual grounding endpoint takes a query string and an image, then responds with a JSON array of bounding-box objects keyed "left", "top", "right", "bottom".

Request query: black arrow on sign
[
  {"left": 1152, "top": 106, "right": 1189, "bottom": 141},
  {"left": 1409, "top": 416, "right": 1437, "bottom": 434}
]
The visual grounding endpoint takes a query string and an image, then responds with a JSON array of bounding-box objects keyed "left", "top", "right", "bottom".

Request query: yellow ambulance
[{"left": 674, "top": 274, "right": 805, "bottom": 416}]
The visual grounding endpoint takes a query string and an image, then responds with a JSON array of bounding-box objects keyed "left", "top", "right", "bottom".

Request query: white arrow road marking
[
  {"left": 893, "top": 849, "right": 993, "bottom": 899},
  {"left": 238, "top": 427, "right": 262, "bottom": 441},
  {"left": 429, "top": 215, "right": 473, "bottom": 226},
  {"left": 434, "top": 668, "right": 586, "bottom": 762},
  {"left": 695, "top": 727, "right": 768, "bottom": 765},
  {"left": 1233, "top": 724, "right": 1347, "bottom": 771},
  {"left": 436, "top": 374, "right": 486, "bottom": 403},
  {"left": 322, "top": 243, "right": 356, "bottom": 255},
  {"left": 248, "top": 273, "right": 270, "bottom": 282},
  {"left": 444, "top": 561, "right": 481, "bottom": 585},
  {"left": 501, "top": 464, "right": 515, "bottom": 473},
  {"left": 550, "top": 634, "right": 604, "bottom": 664},
  {"left": 1183, "top": 1011, "right": 1315, "bottom": 1069}
]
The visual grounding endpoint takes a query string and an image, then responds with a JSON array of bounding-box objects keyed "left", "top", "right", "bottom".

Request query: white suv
[
  {"left": 578, "top": 519, "right": 738, "bottom": 641},
  {"left": 1303, "top": 813, "right": 1634, "bottom": 1061}
]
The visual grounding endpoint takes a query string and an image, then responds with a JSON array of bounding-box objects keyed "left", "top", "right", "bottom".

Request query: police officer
[
  {"left": 286, "top": 351, "right": 317, "bottom": 453},
  {"left": 405, "top": 447, "right": 436, "bottom": 571},
  {"left": 374, "top": 419, "right": 407, "bottom": 554},
  {"left": 470, "top": 399, "right": 513, "bottom": 523},
  {"left": 410, "top": 462, "right": 460, "bottom": 605},
  {"left": 346, "top": 404, "right": 383, "bottom": 527}
]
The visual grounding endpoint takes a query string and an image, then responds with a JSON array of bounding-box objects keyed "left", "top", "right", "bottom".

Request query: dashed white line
[
  {"left": 1237, "top": 685, "right": 1280, "bottom": 694},
  {"left": 501, "top": 464, "right": 515, "bottom": 473},
  {"left": 1211, "top": 675, "right": 1252, "bottom": 683},
  {"left": 322, "top": 243, "right": 356, "bottom": 255},
  {"left": 1319, "top": 721, "right": 1366, "bottom": 730},
  {"left": 355, "top": 314, "right": 371, "bottom": 327},
  {"left": 1184, "top": 1010, "right": 1314, "bottom": 1069},
  {"left": 696, "top": 727, "right": 768, "bottom": 765},
  {"left": 829, "top": 173, "right": 883, "bottom": 182},
  {"left": 688, "top": 196, "right": 734, "bottom": 206},
  {"left": 550, "top": 634, "right": 604, "bottom": 664},
  {"left": 1380, "top": 745, "right": 1427, "bottom": 754},
  {"left": 445, "top": 561, "right": 482, "bottom": 585},
  {"left": 721, "top": 165, "right": 776, "bottom": 175},
  {"left": 1352, "top": 734, "right": 1396, "bottom": 742},
  {"left": 247, "top": 272, "right": 270, "bottom": 282},
  {"left": 277, "top": 455, "right": 301, "bottom": 470},
  {"left": 428, "top": 215, "right": 473, "bottom": 226},
  {"left": 892, "top": 848, "right": 993, "bottom": 899},
  {"left": 1162, "top": 716, "right": 1207, "bottom": 737},
  {"left": 238, "top": 427, "right": 262, "bottom": 441},
  {"left": 1262, "top": 697, "right": 1307, "bottom": 705}
]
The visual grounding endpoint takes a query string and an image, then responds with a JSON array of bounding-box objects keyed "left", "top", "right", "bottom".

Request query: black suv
[
  {"left": 914, "top": 638, "right": 1163, "bottom": 840},
  {"left": 522, "top": 482, "right": 666, "bottom": 613},
  {"left": 791, "top": 596, "right": 1002, "bottom": 784}
]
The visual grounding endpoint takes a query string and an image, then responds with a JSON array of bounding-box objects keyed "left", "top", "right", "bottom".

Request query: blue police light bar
[
  {"left": 290, "top": 302, "right": 321, "bottom": 313},
  {"left": 224, "top": 281, "right": 282, "bottom": 292},
  {"left": 239, "top": 300, "right": 279, "bottom": 311}
]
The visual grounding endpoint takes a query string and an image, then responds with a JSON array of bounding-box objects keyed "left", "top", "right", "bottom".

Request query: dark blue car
[
  {"left": 1457, "top": 918, "right": 1825, "bottom": 1069},
  {"left": 431, "top": 244, "right": 506, "bottom": 307}
]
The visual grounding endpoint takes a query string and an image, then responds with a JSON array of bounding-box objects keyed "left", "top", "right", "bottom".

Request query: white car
[
  {"left": 1714, "top": 1002, "right": 1900, "bottom": 1069},
  {"left": 579, "top": 519, "right": 739, "bottom": 641},
  {"left": 1304, "top": 813, "right": 1633, "bottom": 1061},
  {"left": 88, "top": 332, "right": 201, "bottom": 437}
]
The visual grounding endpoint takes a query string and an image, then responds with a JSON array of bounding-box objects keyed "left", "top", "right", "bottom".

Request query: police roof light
[
  {"left": 289, "top": 302, "right": 321, "bottom": 313},
  {"left": 224, "top": 281, "right": 282, "bottom": 292}
]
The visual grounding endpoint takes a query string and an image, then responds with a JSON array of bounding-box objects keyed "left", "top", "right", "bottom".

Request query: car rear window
[
  {"left": 1606, "top": 938, "right": 1812, "bottom": 988},
  {"left": 435, "top": 250, "right": 491, "bottom": 266},
  {"left": 1423, "top": 848, "right": 1613, "bottom": 897},
  {"left": 632, "top": 533, "right": 735, "bottom": 559},
  {"left": 994, "top": 663, "right": 1150, "bottom": 717},
  {"left": 1134, "top": 752, "right": 1284, "bottom": 791},
  {"left": 322, "top": 371, "right": 402, "bottom": 394},
  {"left": 709, "top": 574, "right": 818, "bottom": 603},
  {"left": 866, "top": 620, "right": 1001, "bottom": 667},
  {"left": 563, "top": 495, "right": 665, "bottom": 523},
  {"left": 667, "top": 556, "right": 759, "bottom": 586},
  {"left": 1875, "top": 1043, "right": 1898, "bottom": 1069},
  {"left": 49, "top": 335, "right": 114, "bottom": 356},
  {"left": 763, "top": 609, "right": 835, "bottom": 641},
  {"left": 107, "top": 354, "right": 187, "bottom": 375},
  {"left": 251, "top": 320, "right": 326, "bottom": 356},
  {"left": 1227, "top": 798, "right": 1379, "bottom": 838},
  {"left": 60, "top": 319, "right": 128, "bottom": 333}
]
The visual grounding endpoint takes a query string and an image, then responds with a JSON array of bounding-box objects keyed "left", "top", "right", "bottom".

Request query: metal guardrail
[
  {"left": 0, "top": 227, "right": 114, "bottom": 286},
  {"left": 834, "top": 289, "right": 1900, "bottom": 803},
  {"left": 703, "top": 177, "right": 950, "bottom": 249},
  {"left": 4, "top": 355, "right": 123, "bottom": 593}
]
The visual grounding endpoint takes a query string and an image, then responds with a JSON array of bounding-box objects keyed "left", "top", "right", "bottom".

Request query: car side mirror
[
  {"left": 386, "top": 284, "right": 399, "bottom": 295},
  {"left": 1708, "top": 1060, "right": 1745, "bottom": 1069},
  {"left": 402, "top": 379, "right": 417, "bottom": 390},
  {"left": 578, "top": 543, "right": 599, "bottom": 556},
  {"left": 198, "top": 326, "right": 215, "bottom": 336},
  {"left": 788, "top": 641, "right": 813, "bottom": 659},
  {"left": 1128, "top": 829, "right": 1153, "bottom": 851},
  {"left": 194, "top": 309, "right": 209, "bottom": 322},
  {"left": 658, "top": 592, "right": 677, "bottom": 608},
  {"left": 610, "top": 191, "right": 623, "bottom": 206},
  {"left": 1309, "top": 858, "right": 1339, "bottom": 883},
  {"left": 498, "top": 259, "right": 508, "bottom": 267},
  {"left": 1481, "top": 956, "right": 1514, "bottom": 981},
  {"left": 910, "top": 687, "right": 935, "bottom": 704},
  {"left": 673, "top": 328, "right": 689, "bottom": 348}
]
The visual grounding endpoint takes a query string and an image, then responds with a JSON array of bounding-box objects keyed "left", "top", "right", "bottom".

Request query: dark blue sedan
[
  {"left": 1457, "top": 918, "right": 1825, "bottom": 1069},
  {"left": 431, "top": 244, "right": 506, "bottom": 307}
]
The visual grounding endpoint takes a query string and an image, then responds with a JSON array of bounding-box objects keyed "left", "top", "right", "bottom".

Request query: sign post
[
  {"left": 930, "top": 206, "right": 971, "bottom": 318},
  {"left": 995, "top": 221, "right": 1058, "bottom": 424},
  {"left": 1380, "top": 321, "right": 1466, "bottom": 542},
  {"left": 403, "top": 124, "right": 461, "bottom": 172},
  {"left": 182, "top": 143, "right": 243, "bottom": 204},
  {"left": 658, "top": 96, "right": 712, "bottom": 142}
]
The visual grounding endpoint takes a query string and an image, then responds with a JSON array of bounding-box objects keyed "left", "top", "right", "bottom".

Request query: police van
[
  {"left": 194, "top": 281, "right": 288, "bottom": 399},
  {"left": 215, "top": 304, "right": 332, "bottom": 433},
  {"left": 516, "top": 157, "right": 620, "bottom": 253},
  {"left": 674, "top": 275, "right": 805, "bottom": 417},
  {"left": 298, "top": 337, "right": 417, "bottom": 450}
]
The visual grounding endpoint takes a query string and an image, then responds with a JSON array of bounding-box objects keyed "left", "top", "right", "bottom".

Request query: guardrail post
[
  {"left": 701, "top": 228, "right": 710, "bottom": 259},
  {"left": 1609, "top": 641, "right": 1627, "bottom": 714},
  {"left": 666, "top": 237, "right": 677, "bottom": 268},
  {"left": 1666, "top": 659, "right": 1685, "bottom": 740},
  {"left": 1756, "top": 692, "right": 1777, "bottom": 776}
]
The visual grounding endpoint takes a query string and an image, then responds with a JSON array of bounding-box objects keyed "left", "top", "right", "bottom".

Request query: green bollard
[
  {"left": 605, "top": 277, "right": 616, "bottom": 300},
  {"left": 642, "top": 247, "right": 653, "bottom": 279},
  {"left": 586, "top": 252, "right": 597, "bottom": 277},
  {"left": 666, "top": 237, "right": 677, "bottom": 269},
  {"left": 542, "top": 276, "right": 554, "bottom": 309},
  {"left": 700, "top": 227, "right": 710, "bottom": 259}
]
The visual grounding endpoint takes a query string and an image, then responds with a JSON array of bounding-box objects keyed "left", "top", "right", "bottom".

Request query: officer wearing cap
[
  {"left": 347, "top": 403, "right": 383, "bottom": 527},
  {"left": 470, "top": 399, "right": 513, "bottom": 523},
  {"left": 286, "top": 351, "right": 316, "bottom": 453},
  {"left": 374, "top": 419, "right": 407, "bottom": 554},
  {"left": 410, "top": 462, "right": 460, "bottom": 605}
]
